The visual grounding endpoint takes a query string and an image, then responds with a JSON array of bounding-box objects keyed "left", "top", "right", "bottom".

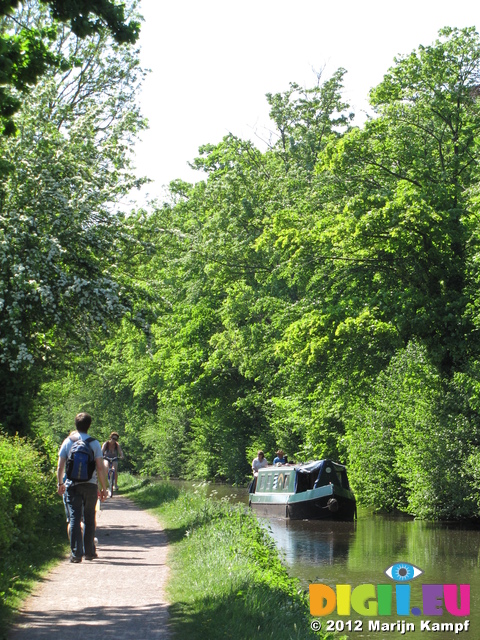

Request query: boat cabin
[{"left": 249, "top": 459, "right": 356, "bottom": 521}]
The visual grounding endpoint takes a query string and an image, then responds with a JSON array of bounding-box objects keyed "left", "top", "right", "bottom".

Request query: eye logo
[{"left": 385, "top": 562, "right": 423, "bottom": 581}]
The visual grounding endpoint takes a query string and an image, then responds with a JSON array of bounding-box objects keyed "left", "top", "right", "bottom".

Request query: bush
[
  {"left": 0, "top": 433, "right": 66, "bottom": 639},
  {"left": 0, "top": 433, "right": 56, "bottom": 556}
]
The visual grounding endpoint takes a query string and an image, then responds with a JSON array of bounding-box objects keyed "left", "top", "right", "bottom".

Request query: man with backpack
[{"left": 56, "top": 412, "right": 108, "bottom": 563}]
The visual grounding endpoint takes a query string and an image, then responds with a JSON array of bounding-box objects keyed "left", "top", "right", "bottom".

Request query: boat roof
[
  {"left": 260, "top": 459, "right": 348, "bottom": 473},
  {"left": 296, "top": 459, "right": 347, "bottom": 474}
]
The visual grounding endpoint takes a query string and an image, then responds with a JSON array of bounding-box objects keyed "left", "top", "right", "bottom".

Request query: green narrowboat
[{"left": 249, "top": 459, "right": 356, "bottom": 521}]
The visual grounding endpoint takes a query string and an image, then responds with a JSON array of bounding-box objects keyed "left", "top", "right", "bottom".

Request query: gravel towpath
[{"left": 8, "top": 495, "right": 170, "bottom": 640}]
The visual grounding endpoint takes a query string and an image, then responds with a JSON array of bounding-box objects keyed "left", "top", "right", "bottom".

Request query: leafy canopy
[{"left": 0, "top": 0, "right": 140, "bottom": 135}]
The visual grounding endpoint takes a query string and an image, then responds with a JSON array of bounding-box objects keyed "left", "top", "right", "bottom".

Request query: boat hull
[{"left": 250, "top": 484, "right": 356, "bottom": 521}]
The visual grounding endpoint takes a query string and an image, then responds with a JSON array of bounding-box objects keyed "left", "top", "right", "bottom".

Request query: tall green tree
[
  {"left": 265, "top": 69, "right": 352, "bottom": 174},
  {"left": 263, "top": 26, "right": 480, "bottom": 441},
  {"left": 119, "top": 70, "right": 356, "bottom": 479},
  {"left": 321, "top": 26, "right": 480, "bottom": 373},
  {"left": 0, "top": 5, "right": 146, "bottom": 432}
]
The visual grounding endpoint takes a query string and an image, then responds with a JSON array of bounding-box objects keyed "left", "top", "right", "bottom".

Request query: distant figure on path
[
  {"left": 102, "top": 431, "right": 124, "bottom": 489},
  {"left": 57, "top": 412, "right": 108, "bottom": 563}
]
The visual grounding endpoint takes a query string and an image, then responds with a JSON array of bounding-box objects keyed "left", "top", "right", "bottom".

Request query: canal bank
[
  {"left": 165, "top": 479, "right": 479, "bottom": 640},
  {"left": 121, "top": 475, "right": 324, "bottom": 640}
]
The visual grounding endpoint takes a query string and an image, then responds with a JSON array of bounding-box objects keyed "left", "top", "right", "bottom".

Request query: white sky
[{"left": 132, "top": 0, "right": 480, "bottom": 203}]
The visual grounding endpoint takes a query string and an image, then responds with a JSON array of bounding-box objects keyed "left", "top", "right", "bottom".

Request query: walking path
[{"left": 8, "top": 495, "right": 170, "bottom": 640}]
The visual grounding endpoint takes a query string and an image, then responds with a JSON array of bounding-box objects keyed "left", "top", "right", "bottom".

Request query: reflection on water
[
  {"left": 259, "top": 511, "right": 480, "bottom": 640},
  {"left": 259, "top": 518, "right": 356, "bottom": 571}
]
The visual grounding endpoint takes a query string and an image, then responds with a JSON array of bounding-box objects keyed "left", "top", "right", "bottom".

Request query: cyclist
[{"left": 102, "top": 431, "right": 124, "bottom": 490}]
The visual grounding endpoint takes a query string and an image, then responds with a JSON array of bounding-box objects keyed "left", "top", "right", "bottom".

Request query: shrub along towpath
[{"left": 7, "top": 495, "right": 170, "bottom": 640}]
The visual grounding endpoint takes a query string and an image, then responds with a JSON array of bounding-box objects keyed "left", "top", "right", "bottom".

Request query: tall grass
[{"left": 121, "top": 475, "right": 338, "bottom": 640}]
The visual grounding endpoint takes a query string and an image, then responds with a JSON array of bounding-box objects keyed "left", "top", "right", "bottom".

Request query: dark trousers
[{"left": 65, "top": 482, "right": 97, "bottom": 559}]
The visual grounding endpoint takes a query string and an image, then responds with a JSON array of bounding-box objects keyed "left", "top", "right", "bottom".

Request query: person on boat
[
  {"left": 252, "top": 450, "right": 268, "bottom": 475},
  {"left": 102, "top": 432, "right": 124, "bottom": 490},
  {"left": 273, "top": 449, "right": 287, "bottom": 465}
]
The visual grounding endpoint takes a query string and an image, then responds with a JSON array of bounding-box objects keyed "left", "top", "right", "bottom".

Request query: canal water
[
  {"left": 261, "top": 513, "right": 479, "bottom": 639},
  {"left": 188, "top": 483, "right": 480, "bottom": 640}
]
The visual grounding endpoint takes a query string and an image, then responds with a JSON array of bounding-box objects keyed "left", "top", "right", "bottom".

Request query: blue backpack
[{"left": 65, "top": 436, "right": 96, "bottom": 482}]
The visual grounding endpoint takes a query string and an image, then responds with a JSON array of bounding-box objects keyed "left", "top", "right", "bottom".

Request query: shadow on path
[
  {"left": 8, "top": 496, "right": 170, "bottom": 640},
  {"left": 10, "top": 603, "right": 170, "bottom": 640},
  {"left": 98, "top": 523, "right": 168, "bottom": 549}
]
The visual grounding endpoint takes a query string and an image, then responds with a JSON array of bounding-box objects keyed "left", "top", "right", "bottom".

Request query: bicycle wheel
[{"left": 109, "top": 468, "right": 114, "bottom": 497}]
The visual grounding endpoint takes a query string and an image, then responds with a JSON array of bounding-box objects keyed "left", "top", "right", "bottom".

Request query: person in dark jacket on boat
[
  {"left": 273, "top": 449, "right": 287, "bottom": 465},
  {"left": 252, "top": 450, "right": 268, "bottom": 475}
]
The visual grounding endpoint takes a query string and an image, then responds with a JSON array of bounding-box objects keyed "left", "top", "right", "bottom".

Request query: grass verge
[
  {"left": 120, "top": 474, "right": 338, "bottom": 640},
  {"left": 0, "top": 503, "right": 67, "bottom": 640}
]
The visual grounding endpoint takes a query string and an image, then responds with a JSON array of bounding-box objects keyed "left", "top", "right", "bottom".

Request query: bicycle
[{"left": 105, "top": 456, "right": 118, "bottom": 497}]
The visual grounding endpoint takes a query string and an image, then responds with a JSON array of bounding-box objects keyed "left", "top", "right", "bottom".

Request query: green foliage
[
  {"left": 346, "top": 342, "right": 480, "bottom": 519},
  {"left": 0, "top": 431, "right": 65, "bottom": 630},
  {"left": 136, "top": 407, "right": 189, "bottom": 477},
  {"left": 20, "top": 26, "right": 480, "bottom": 520},
  {"left": 0, "top": 0, "right": 140, "bottom": 135},
  {"left": 0, "top": 433, "right": 56, "bottom": 553},
  {"left": 266, "top": 70, "right": 353, "bottom": 173}
]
